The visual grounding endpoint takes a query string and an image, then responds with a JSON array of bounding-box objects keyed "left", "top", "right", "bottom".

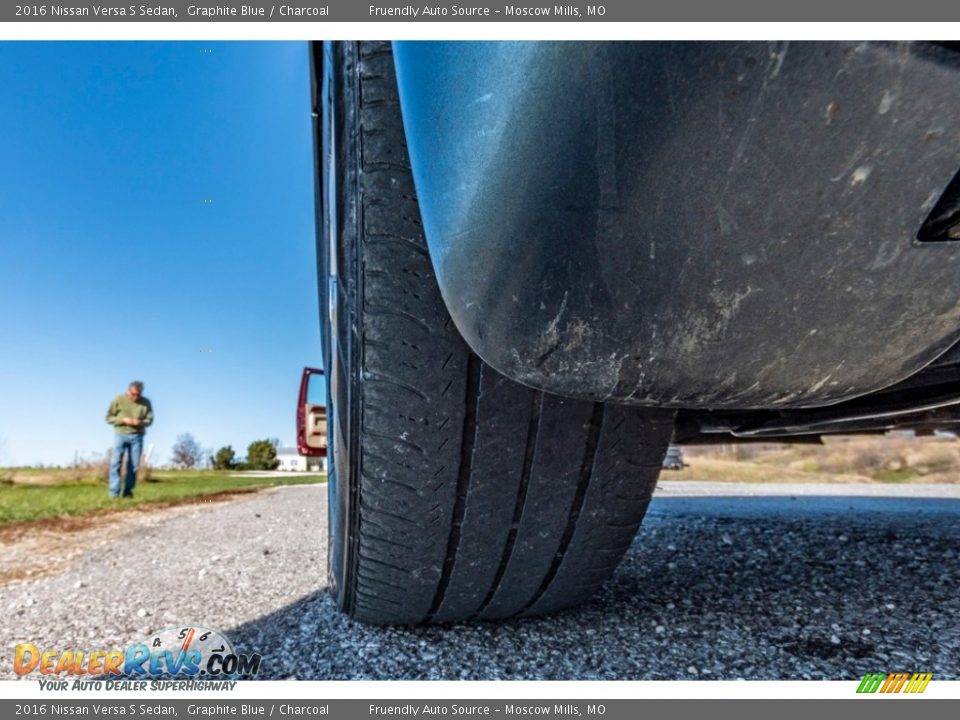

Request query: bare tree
[{"left": 171, "top": 433, "right": 202, "bottom": 469}]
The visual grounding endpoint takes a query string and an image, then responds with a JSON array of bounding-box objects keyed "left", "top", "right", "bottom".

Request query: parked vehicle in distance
[
  {"left": 296, "top": 367, "right": 327, "bottom": 462},
  {"left": 662, "top": 446, "right": 686, "bottom": 471},
  {"left": 304, "top": 40, "right": 960, "bottom": 625}
]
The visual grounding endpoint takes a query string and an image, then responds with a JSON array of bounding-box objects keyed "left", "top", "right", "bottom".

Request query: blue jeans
[{"left": 109, "top": 433, "right": 143, "bottom": 497}]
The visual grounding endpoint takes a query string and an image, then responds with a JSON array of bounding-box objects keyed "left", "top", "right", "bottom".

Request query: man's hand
[{"left": 122, "top": 418, "right": 142, "bottom": 427}]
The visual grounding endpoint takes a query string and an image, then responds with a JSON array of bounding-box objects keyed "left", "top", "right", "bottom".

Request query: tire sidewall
[{"left": 322, "top": 41, "right": 361, "bottom": 614}]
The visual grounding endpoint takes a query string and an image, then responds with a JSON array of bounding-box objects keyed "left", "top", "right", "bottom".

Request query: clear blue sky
[{"left": 0, "top": 41, "right": 324, "bottom": 466}]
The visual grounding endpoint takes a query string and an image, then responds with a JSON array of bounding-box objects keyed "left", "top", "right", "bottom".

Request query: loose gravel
[{"left": 1, "top": 482, "right": 957, "bottom": 680}]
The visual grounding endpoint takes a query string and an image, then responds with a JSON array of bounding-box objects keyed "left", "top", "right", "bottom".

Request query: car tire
[{"left": 320, "top": 40, "right": 675, "bottom": 625}]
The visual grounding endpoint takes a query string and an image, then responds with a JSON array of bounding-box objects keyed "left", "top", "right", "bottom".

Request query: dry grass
[
  {"left": 673, "top": 435, "right": 960, "bottom": 483},
  {"left": 0, "top": 465, "right": 103, "bottom": 486},
  {"left": 0, "top": 469, "right": 324, "bottom": 524},
  {"left": 0, "top": 451, "right": 153, "bottom": 486}
]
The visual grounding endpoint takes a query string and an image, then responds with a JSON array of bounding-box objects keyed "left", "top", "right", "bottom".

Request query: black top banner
[{"left": 4, "top": 0, "right": 960, "bottom": 22}]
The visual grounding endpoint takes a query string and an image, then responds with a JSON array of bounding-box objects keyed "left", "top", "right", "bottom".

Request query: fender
[{"left": 392, "top": 41, "right": 960, "bottom": 409}]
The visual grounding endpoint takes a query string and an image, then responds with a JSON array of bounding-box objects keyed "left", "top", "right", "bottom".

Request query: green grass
[
  {"left": 0, "top": 470, "right": 326, "bottom": 525},
  {"left": 872, "top": 468, "right": 918, "bottom": 483}
]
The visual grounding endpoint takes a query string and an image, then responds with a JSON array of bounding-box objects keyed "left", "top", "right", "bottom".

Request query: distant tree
[
  {"left": 213, "top": 445, "right": 236, "bottom": 470},
  {"left": 171, "top": 433, "right": 202, "bottom": 469},
  {"left": 246, "top": 439, "right": 279, "bottom": 471},
  {"left": 267, "top": 437, "right": 281, "bottom": 450}
]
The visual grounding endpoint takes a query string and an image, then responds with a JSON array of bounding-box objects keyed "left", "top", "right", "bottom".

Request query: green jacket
[{"left": 106, "top": 394, "right": 154, "bottom": 435}]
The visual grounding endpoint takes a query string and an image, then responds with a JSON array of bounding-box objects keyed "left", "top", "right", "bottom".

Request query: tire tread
[{"left": 341, "top": 41, "right": 673, "bottom": 625}]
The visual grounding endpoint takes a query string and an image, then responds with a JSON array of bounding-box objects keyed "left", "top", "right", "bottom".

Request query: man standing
[{"left": 105, "top": 381, "right": 154, "bottom": 498}]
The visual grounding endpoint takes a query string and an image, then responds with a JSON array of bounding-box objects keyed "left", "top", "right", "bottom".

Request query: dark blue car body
[{"left": 389, "top": 41, "right": 960, "bottom": 439}]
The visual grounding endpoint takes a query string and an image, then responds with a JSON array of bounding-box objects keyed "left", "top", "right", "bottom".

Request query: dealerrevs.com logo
[
  {"left": 856, "top": 673, "right": 933, "bottom": 694},
  {"left": 15, "top": 626, "right": 261, "bottom": 683}
]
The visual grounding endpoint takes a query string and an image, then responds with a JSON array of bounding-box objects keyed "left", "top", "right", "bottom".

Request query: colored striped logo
[{"left": 857, "top": 672, "right": 933, "bottom": 694}]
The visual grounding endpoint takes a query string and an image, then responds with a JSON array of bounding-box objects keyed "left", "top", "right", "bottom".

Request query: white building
[
  {"left": 276, "top": 447, "right": 326, "bottom": 473},
  {"left": 276, "top": 447, "right": 307, "bottom": 472}
]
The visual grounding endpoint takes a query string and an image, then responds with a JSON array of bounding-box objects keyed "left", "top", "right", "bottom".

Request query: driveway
[{"left": 1, "top": 482, "right": 957, "bottom": 680}]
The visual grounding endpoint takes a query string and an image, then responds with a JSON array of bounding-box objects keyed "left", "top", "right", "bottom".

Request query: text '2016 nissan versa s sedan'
[{"left": 297, "top": 40, "right": 960, "bottom": 625}]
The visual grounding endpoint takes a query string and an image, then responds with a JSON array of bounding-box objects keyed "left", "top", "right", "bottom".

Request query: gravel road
[{"left": 1, "top": 481, "right": 957, "bottom": 680}]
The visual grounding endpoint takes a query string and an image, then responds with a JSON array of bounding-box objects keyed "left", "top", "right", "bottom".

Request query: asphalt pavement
[{"left": 1, "top": 481, "right": 957, "bottom": 680}]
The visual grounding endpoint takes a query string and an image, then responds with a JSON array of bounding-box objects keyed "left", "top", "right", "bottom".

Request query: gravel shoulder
[
  {"left": 1, "top": 482, "right": 957, "bottom": 680},
  {"left": 0, "top": 485, "right": 327, "bottom": 679}
]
